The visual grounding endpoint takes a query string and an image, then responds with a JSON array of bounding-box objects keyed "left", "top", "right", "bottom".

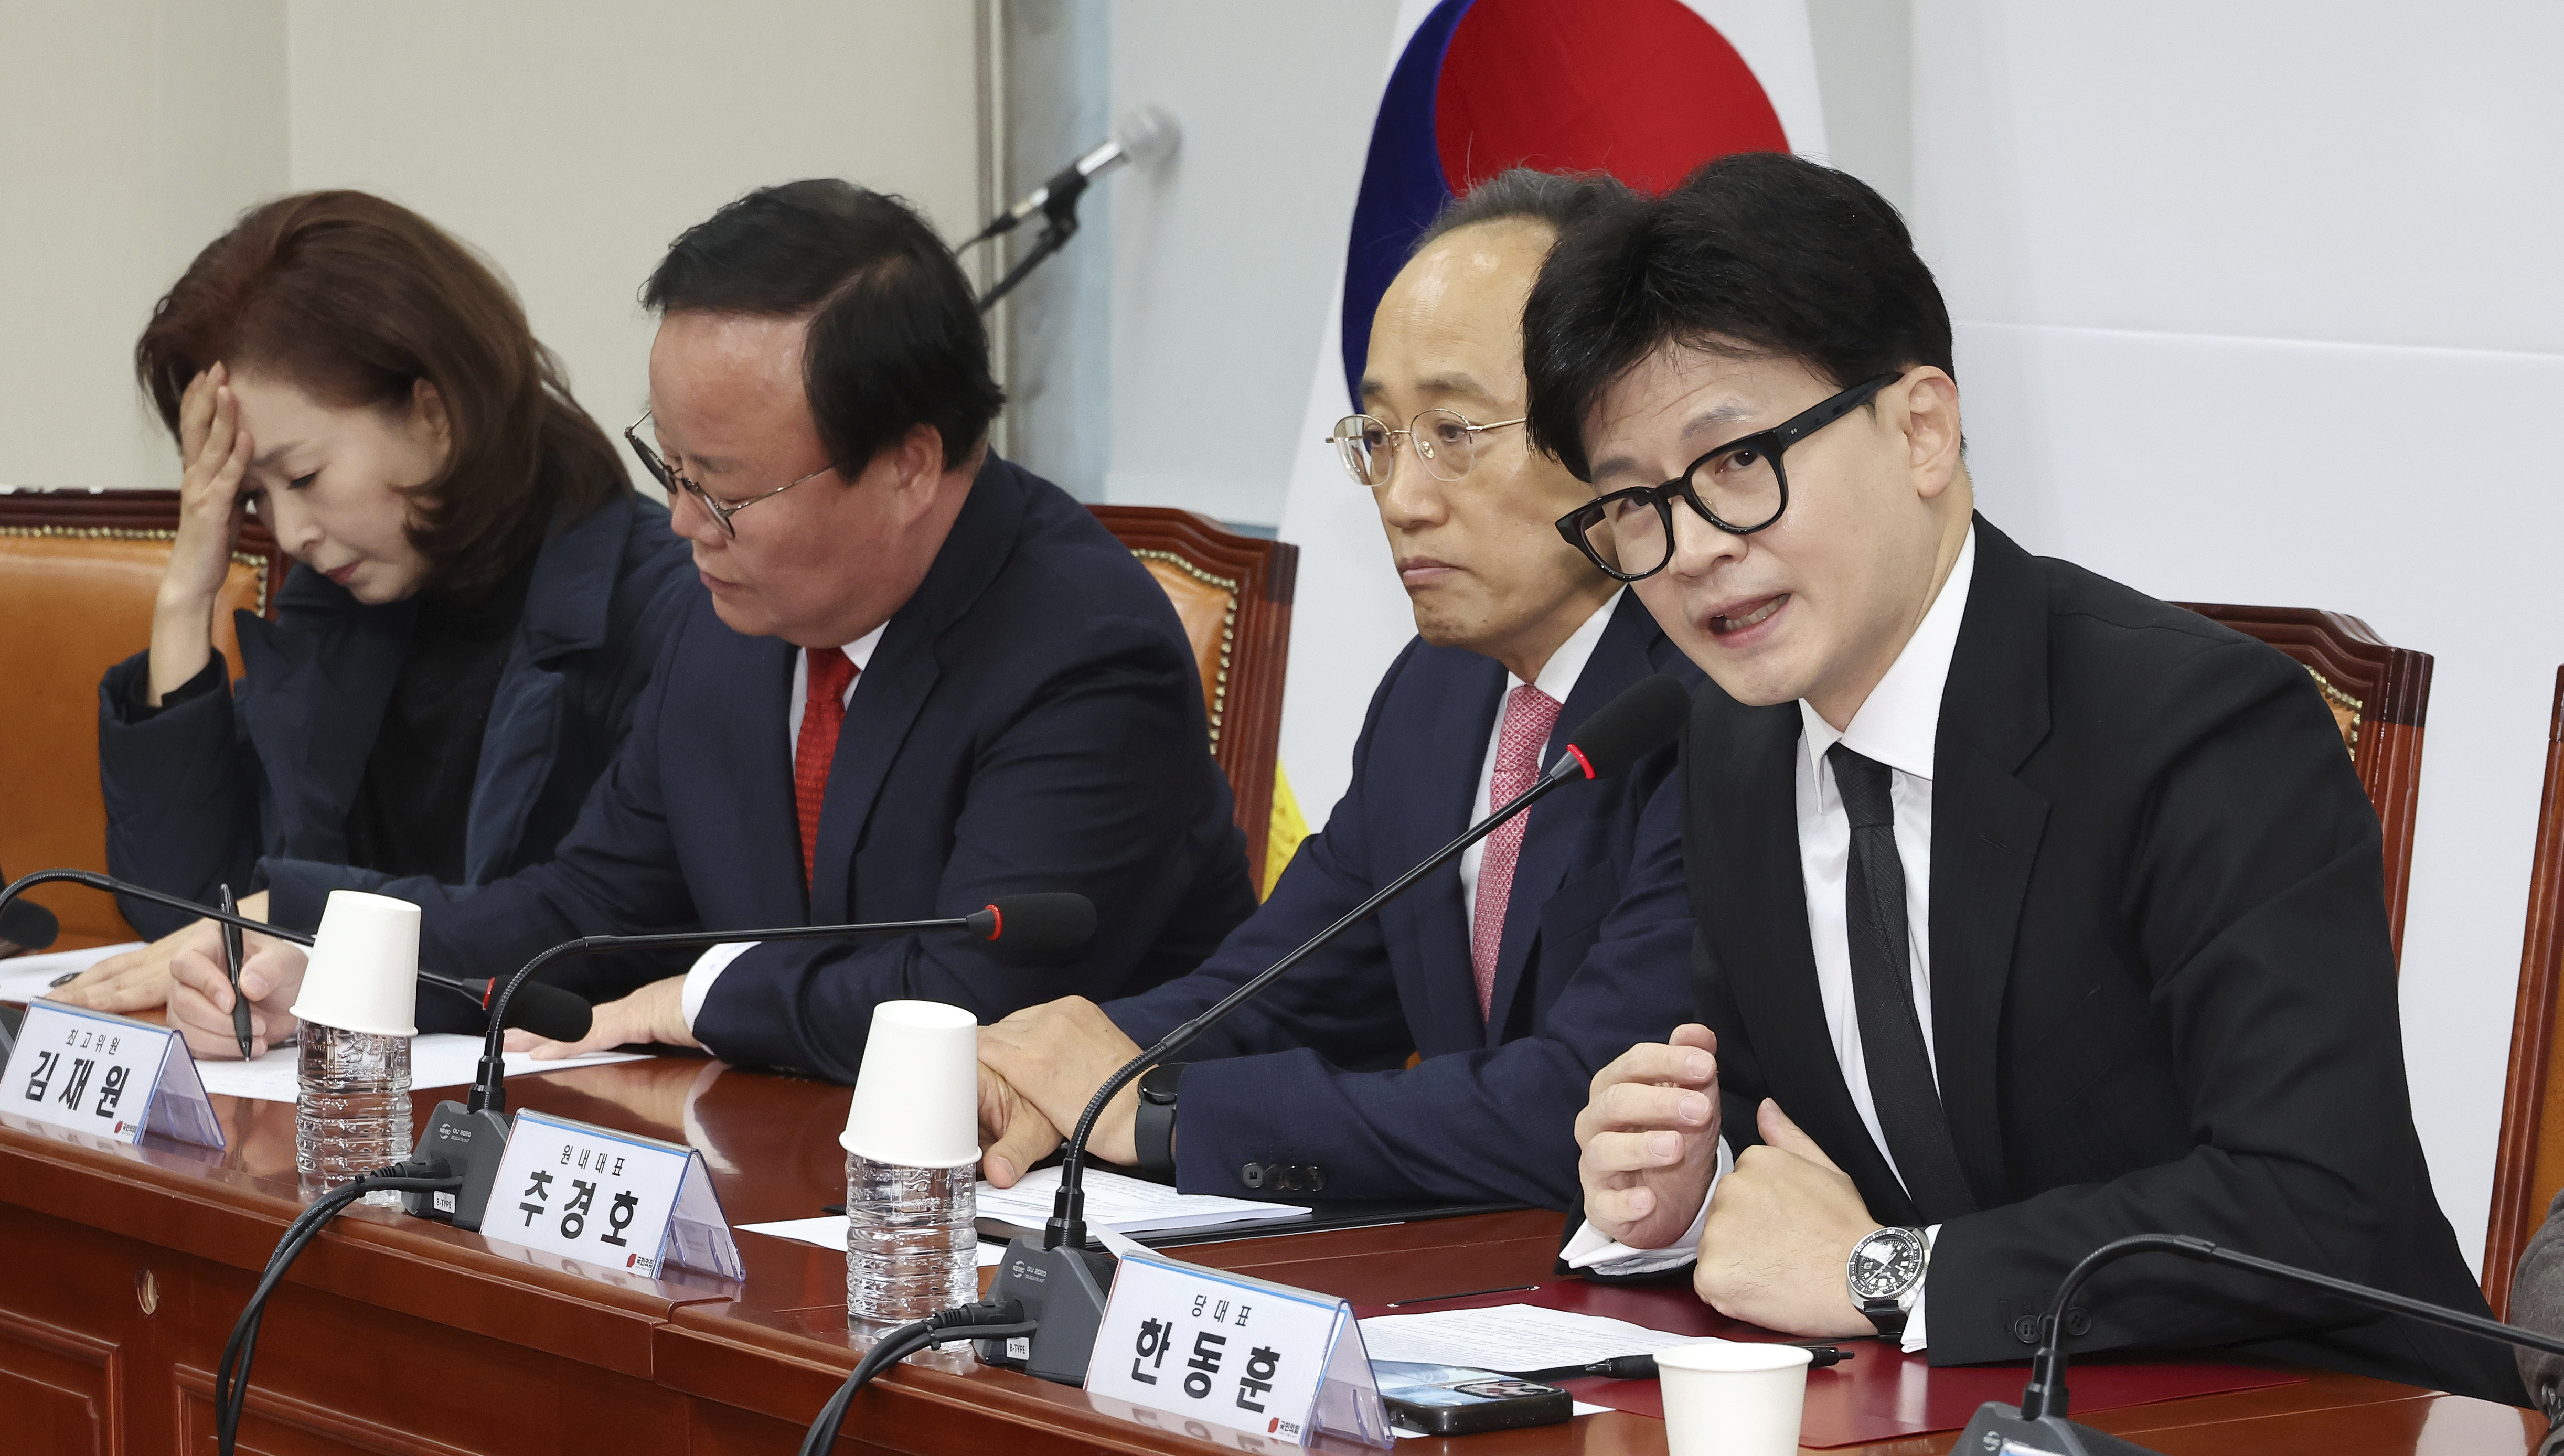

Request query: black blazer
[
  {"left": 98, "top": 492, "right": 693, "bottom": 936},
  {"left": 286, "top": 454, "right": 1259, "bottom": 1076},
  {"left": 1108, "top": 592, "right": 1701, "bottom": 1208},
  {"left": 1684, "top": 517, "right": 2520, "bottom": 1404}
]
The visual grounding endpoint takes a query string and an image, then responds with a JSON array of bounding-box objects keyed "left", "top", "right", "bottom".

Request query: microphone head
[
  {"left": 0, "top": 896, "right": 58, "bottom": 952},
  {"left": 496, "top": 978, "right": 595, "bottom": 1044},
  {"left": 970, "top": 893, "right": 1097, "bottom": 952},
  {"left": 1560, "top": 675, "right": 1693, "bottom": 780},
  {"left": 1112, "top": 105, "right": 1181, "bottom": 170}
]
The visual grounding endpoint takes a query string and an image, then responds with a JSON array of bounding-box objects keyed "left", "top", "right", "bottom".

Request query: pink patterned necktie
[{"left": 1471, "top": 683, "right": 1562, "bottom": 1020}]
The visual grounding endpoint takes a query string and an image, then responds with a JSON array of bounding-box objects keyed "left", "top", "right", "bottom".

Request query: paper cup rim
[
  {"left": 287, "top": 998, "right": 419, "bottom": 1038},
  {"left": 837, "top": 1128, "right": 981, "bottom": 1168},
  {"left": 1653, "top": 1341, "right": 1813, "bottom": 1374}
]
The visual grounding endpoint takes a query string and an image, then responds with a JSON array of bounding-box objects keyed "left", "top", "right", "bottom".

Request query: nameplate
[
  {"left": 1087, "top": 1251, "right": 1390, "bottom": 1450},
  {"left": 1, "top": 1001, "right": 225, "bottom": 1150},
  {"left": 482, "top": 1109, "right": 744, "bottom": 1281}
]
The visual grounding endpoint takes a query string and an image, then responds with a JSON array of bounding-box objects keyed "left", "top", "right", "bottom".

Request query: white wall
[
  {"left": 1912, "top": 0, "right": 2564, "bottom": 1273},
  {"left": 0, "top": 0, "right": 289, "bottom": 490},
  {"left": 287, "top": 0, "right": 983, "bottom": 477},
  {"left": 1104, "top": 0, "right": 1402, "bottom": 527}
]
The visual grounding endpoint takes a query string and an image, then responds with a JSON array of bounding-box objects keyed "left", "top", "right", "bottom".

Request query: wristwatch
[
  {"left": 1134, "top": 1062, "right": 1186, "bottom": 1175},
  {"left": 1846, "top": 1226, "right": 1930, "bottom": 1340}
]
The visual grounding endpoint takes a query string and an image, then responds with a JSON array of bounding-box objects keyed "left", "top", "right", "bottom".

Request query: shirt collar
[
  {"left": 840, "top": 620, "right": 889, "bottom": 674},
  {"left": 1518, "top": 588, "right": 1623, "bottom": 702},
  {"left": 1798, "top": 526, "right": 1977, "bottom": 783}
]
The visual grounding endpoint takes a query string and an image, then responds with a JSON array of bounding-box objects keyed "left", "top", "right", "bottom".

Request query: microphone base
[
  {"left": 978, "top": 1236, "right": 1117, "bottom": 1385},
  {"left": 1953, "top": 1402, "right": 2165, "bottom": 1456},
  {"left": 399, "top": 1101, "right": 512, "bottom": 1232}
]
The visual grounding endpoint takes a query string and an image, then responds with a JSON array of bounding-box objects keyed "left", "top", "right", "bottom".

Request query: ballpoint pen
[
  {"left": 1506, "top": 1346, "right": 1854, "bottom": 1383},
  {"left": 220, "top": 884, "right": 253, "bottom": 1059}
]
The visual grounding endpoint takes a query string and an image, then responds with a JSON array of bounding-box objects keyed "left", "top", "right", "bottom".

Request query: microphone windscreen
[
  {"left": 0, "top": 897, "right": 59, "bottom": 952},
  {"left": 498, "top": 978, "right": 596, "bottom": 1044},
  {"left": 1561, "top": 674, "right": 1693, "bottom": 780},
  {"left": 1113, "top": 105, "right": 1181, "bottom": 169},
  {"left": 982, "top": 892, "right": 1097, "bottom": 952}
]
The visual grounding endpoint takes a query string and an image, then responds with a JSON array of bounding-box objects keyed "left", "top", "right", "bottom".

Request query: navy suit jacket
[
  {"left": 293, "top": 455, "right": 1259, "bottom": 1076},
  {"left": 100, "top": 491, "right": 693, "bottom": 937},
  {"left": 1108, "top": 592, "right": 1700, "bottom": 1209}
]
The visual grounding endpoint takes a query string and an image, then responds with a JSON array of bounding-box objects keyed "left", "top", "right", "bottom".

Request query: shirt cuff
[
  {"left": 1901, "top": 1224, "right": 1942, "bottom": 1353},
  {"left": 1559, "top": 1138, "right": 1733, "bottom": 1275},
  {"left": 680, "top": 941, "right": 757, "bottom": 1032}
]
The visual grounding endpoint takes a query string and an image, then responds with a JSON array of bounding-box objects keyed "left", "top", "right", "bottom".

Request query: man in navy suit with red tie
[
  {"left": 168, "top": 181, "right": 1256, "bottom": 1077},
  {"left": 973, "top": 171, "right": 1701, "bottom": 1211}
]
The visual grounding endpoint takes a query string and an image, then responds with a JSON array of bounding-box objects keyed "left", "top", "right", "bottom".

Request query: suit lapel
[
  {"left": 808, "top": 457, "right": 1027, "bottom": 921},
  {"left": 1927, "top": 518, "right": 2054, "bottom": 1204},
  {"left": 1484, "top": 595, "right": 1653, "bottom": 1036},
  {"left": 1702, "top": 695, "right": 1920, "bottom": 1224},
  {"left": 234, "top": 587, "right": 409, "bottom": 863},
  {"left": 711, "top": 631, "right": 806, "bottom": 925},
  {"left": 1414, "top": 658, "right": 1505, "bottom": 1041}
]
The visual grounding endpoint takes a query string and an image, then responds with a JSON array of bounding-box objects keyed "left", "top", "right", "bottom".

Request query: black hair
[
  {"left": 642, "top": 179, "right": 1003, "bottom": 473},
  {"left": 1413, "top": 167, "right": 1642, "bottom": 255},
  {"left": 1522, "top": 152, "right": 1953, "bottom": 481}
]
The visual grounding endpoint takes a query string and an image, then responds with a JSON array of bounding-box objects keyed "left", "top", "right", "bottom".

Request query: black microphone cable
[
  {"left": 796, "top": 1300, "right": 1035, "bottom": 1456},
  {"left": 214, "top": 1160, "right": 463, "bottom": 1455}
]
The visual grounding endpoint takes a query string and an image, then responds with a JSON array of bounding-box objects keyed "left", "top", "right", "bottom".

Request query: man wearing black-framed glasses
[
  {"left": 171, "top": 180, "right": 1256, "bottom": 1084},
  {"left": 970, "top": 169, "right": 1705, "bottom": 1214},
  {"left": 1537, "top": 151, "right": 2518, "bottom": 1407}
]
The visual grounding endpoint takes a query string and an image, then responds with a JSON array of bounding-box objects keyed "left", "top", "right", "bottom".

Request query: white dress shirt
[
  {"left": 679, "top": 624, "right": 889, "bottom": 1031},
  {"left": 1458, "top": 590, "right": 1622, "bottom": 927},
  {"left": 1561, "top": 527, "right": 1977, "bottom": 1353}
]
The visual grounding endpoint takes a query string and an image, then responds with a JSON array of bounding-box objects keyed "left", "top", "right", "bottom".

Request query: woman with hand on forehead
[{"left": 55, "top": 190, "right": 692, "bottom": 1016}]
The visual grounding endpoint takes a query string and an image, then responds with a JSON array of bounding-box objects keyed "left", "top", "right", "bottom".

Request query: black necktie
[{"left": 1826, "top": 742, "right": 1977, "bottom": 1222}]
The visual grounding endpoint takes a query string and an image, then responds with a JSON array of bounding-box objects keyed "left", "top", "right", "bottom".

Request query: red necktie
[
  {"left": 796, "top": 647, "right": 858, "bottom": 893},
  {"left": 1471, "top": 683, "right": 1562, "bottom": 1020}
]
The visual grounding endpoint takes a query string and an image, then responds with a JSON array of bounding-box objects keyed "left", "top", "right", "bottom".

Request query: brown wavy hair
[{"left": 135, "top": 190, "right": 626, "bottom": 598}]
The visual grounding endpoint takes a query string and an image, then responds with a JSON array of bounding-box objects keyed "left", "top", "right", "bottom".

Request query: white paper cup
[
  {"left": 286, "top": 890, "right": 421, "bottom": 1037},
  {"left": 838, "top": 1000, "right": 979, "bottom": 1168},
  {"left": 1655, "top": 1341, "right": 1811, "bottom": 1456}
]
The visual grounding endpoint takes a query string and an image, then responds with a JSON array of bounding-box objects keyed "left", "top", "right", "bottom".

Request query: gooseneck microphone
[
  {"left": 0, "top": 867, "right": 597, "bottom": 1043},
  {"left": 1958, "top": 1232, "right": 2564, "bottom": 1456},
  {"left": 987, "top": 675, "right": 1694, "bottom": 1385},
  {"left": 967, "top": 106, "right": 1181, "bottom": 309},
  {"left": 405, "top": 893, "right": 1096, "bottom": 1234}
]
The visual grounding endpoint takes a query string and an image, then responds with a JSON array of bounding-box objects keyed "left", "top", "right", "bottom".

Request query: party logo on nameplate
[
  {"left": 1, "top": 1001, "right": 225, "bottom": 1150},
  {"left": 484, "top": 1109, "right": 743, "bottom": 1281},
  {"left": 1087, "top": 1251, "right": 1391, "bottom": 1450}
]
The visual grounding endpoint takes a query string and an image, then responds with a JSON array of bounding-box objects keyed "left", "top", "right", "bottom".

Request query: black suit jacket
[
  {"left": 1108, "top": 592, "right": 1700, "bottom": 1207},
  {"left": 305, "top": 454, "right": 1258, "bottom": 1078},
  {"left": 1685, "top": 517, "right": 2520, "bottom": 1404}
]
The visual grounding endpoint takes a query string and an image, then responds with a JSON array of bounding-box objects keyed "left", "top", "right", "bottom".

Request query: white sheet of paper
[
  {"left": 0, "top": 943, "right": 146, "bottom": 1003},
  {"left": 189, "top": 1031, "right": 648, "bottom": 1102},
  {"left": 975, "top": 1165, "right": 1311, "bottom": 1237},
  {"left": 1358, "top": 1303, "right": 1711, "bottom": 1372},
  {"left": 739, "top": 1214, "right": 1005, "bottom": 1267}
]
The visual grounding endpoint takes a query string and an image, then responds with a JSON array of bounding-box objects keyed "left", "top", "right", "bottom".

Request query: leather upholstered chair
[
  {"left": 2176, "top": 602, "right": 2432, "bottom": 964},
  {"left": 0, "top": 489, "right": 282, "bottom": 949},
  {"left": 1088, "top": 506, "right": 1297, "bottom": 892},
  {"left": 2486, "top": 669, "right": 2564, "bottom": 1316}
]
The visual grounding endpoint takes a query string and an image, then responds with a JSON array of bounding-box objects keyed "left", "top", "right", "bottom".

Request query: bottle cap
[
  {"left": 288, "top": 891, "right": 421, "bottom": 1037},
  {"left": 839, "top": 1000, "right": 978, "bottom": 1168}
]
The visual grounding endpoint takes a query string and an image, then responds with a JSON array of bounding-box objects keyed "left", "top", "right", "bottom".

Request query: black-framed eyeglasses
[
  {"left": 1552, "top": 373, "right": 1900, "bottom": 583},
  {"left": 1326, "top": 408, "right": 1525, "bottom": 487},
  {"left": 623, "top": 409, "right": 832, "bottom": 538}
]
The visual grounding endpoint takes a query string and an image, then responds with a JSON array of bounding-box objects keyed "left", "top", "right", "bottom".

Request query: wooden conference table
[{"left": 0, "top": 1047, "right": 2544, "bottom": 1455}]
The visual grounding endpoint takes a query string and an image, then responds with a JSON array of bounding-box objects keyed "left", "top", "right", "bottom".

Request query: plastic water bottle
[
  {"left": 845, "top": 1150, "right": 976, "bottom": 1325},
  {"left": 296, "top": 1024, "right": 413, "bottom": 1207}
]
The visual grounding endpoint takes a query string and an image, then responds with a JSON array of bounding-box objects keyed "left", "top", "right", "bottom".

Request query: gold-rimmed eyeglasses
[
  {"left": 1326, "top": 408, "right": 1525, "bottom": 487},
  {"left": 623, "top": 409, "right": 832, "bottom": 538}
]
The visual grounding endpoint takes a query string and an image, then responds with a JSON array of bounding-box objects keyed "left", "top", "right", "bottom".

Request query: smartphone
[{"left": 1374, "top": 1361, "right": 1573, "bottom": 1436}]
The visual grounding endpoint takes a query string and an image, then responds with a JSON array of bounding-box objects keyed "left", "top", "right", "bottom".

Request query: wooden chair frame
[
  {"left": 2486, "top": 668, "right": 2564, "bottom": 1316},
  {"left": 0, "top": 487, "right": 284, "bottom": 618},
  {"left": 2176, "top": 602, "right": 2432, "bottom": 962},
  {"left": 1087, "top": 506, "right": 1296, "bottom": 889}
]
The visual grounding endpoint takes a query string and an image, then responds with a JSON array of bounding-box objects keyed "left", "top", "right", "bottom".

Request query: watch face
[{"left": 1848, "top": 1231, "right": 1925, "bottom": 1300}]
